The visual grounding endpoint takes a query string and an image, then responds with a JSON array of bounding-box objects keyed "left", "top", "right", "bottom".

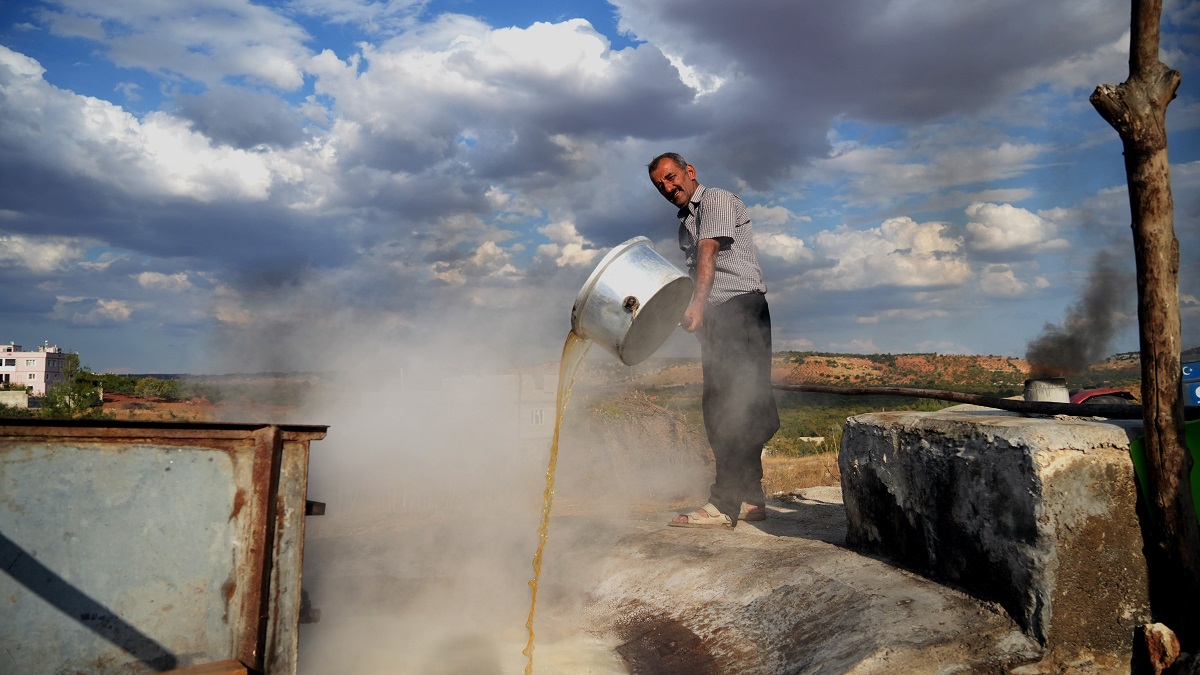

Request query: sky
[{"left": 0, "top": 0, "right": 1197, "bottom": 374}]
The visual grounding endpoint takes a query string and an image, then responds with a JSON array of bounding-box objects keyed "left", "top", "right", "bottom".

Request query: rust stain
[
  {"left": 239, "top": 425, "right": 284, "bottom": 671},
  {"left": 222, "top": 578, "right": 237, "bottom": 624},
  {"left": 230, "top": 489, "right": 247, "bottom": 522}
]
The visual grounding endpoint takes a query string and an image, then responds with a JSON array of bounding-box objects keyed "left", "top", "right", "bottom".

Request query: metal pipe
[{"left": 771, "top": 383, "right": 1200, "bottom": 421}]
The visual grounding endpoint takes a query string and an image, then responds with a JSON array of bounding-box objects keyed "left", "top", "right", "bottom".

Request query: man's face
[{"left": 649, "top": 160, "right": 699, "bottom": 209}]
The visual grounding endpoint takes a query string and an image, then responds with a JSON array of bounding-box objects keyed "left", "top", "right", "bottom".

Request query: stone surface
[
  {"left": 301, "top": 485, "right": 1138, "bottom": 674},
  {"left": 568, "top": 491, "right": 1045, "bottom": 674},
  {"left": 1134, "top": 622, "right": 1181, "bottom": 675},
  {"left": 839, "top": 409, "right": 1151, "bottom": 656}
]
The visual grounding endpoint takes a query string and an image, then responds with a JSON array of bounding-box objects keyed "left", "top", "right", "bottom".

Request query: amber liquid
[{"left": 523, "top": 330, "right": 591, "bottom": 674}]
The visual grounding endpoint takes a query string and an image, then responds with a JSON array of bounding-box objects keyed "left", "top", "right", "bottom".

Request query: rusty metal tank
[{"left": 0, "top": 418, "right": 327, "bottom": 675}]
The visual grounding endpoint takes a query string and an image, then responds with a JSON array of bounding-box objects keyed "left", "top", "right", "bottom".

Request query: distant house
[{"left": 0, "top": 342, "right": 71, "bottom": 396}]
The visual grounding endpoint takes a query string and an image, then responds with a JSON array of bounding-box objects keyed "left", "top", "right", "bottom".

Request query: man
[{"left": 648, "top": 152, "right": 780, "bottom": 528}]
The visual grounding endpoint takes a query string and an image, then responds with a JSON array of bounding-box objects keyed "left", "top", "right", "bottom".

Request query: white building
[{"left": 0, "top": 342, "right": 72, "bottom": 396}]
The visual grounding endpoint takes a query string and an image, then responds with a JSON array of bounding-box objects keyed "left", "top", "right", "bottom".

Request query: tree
[
  {"left": 39, "top": 353, "right": 107, "bottom": 419},
  {"left": 1090, "top": 0, "right": 1199, "bottom": 648},
  {"left": 93, "top": 372, "right": 139, "bottom": 396}
]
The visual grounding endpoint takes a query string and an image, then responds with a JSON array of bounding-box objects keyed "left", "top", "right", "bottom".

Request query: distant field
[{"left": 581, "top": 349, "right": 1145, "bottom": 461}]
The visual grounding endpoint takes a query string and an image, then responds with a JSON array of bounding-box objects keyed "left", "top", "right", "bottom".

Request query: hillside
[
  {"left": 617, "top": 350, "right": 1144, "bottom": 395},
  {"left": 23, "top": 350, "right": 1147, "bottom": 429}
]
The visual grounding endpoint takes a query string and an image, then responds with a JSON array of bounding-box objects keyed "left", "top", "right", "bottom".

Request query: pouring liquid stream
[{"left": 523, "top": 330, "right": 591, "bottom": 675}]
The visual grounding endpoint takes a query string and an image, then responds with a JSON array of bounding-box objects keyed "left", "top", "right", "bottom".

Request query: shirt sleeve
[{"left": 695, "top": 189, "right": 742, "bottom": 247}]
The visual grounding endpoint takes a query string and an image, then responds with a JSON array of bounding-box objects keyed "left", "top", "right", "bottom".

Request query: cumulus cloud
[
  {"left": 615, "top": 0, "right": 1128, "bottom": 184},
  {"left": 308, "top": 18, "right": 658, "bottom": 166},
  {"left": 756, "top": 232, "right": 813, "bottom": 265},
  {"left": 747, "top": 204, "right": 815, "bottom": 264},
  {"left": 0, "top": 234, "right": 83, "bottom": 273},
  {"left": 775, "top": 337, "right": 815, "bottom": 351},
  {"left": 965, "top": 202, "right": 1070, "bottom": 256},
  {"left": 747, "top": 204, "right": 804, "bottom": 227},
  {"left": 1183, "top": 294, "right": 1199, "bottom": 318},
  {"left": 289, "top": 0, "right": 426, "bottom": 34},
  {"left": 174, "top": 85, "right": 307, "bottom": 149},
  {"left": 0, "top": 47, "right": 283, "bottom": 202},
  {"left": 914, "top": 340, "right": 972, "bottom": 355},
  {"left": 37, "top": 0, "right": 312, "bottom": 89},
  {"left": 136, "top": 272, "right": 193, "bottom": 292},
  {"left": 51, "top": 296, "right": 132, "bottom": 325},
  {"left": 856, "top": 308, "right": 950, "bottom": 324},
  {"left": 803, "top": 217, "right": 972, "bottom": 291},
  {"left": 0, "top": 0, "right": 1190, "bottom": 370},
  {"left": 536, "top": 221, "right": 602, "bottom": 268},
  {"left": 829, "top": 338, "right": 879, "bottom": 353},
  {"left": 212, "top": 284, "right": 254, "bottom": 326},
  {"left": 432, "top": 240, "right": 523, "bottom": 285},
  {"left": 978, "top": 264, "right": 1032, "bottom": 297},
  {"left": 817, "top": 141, "right": 1048, "bottom": 208}
]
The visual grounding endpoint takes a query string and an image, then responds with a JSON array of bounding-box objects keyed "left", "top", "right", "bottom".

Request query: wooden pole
[{"left": 1089, "top": 0, "right": 1199, "bottom": 648}]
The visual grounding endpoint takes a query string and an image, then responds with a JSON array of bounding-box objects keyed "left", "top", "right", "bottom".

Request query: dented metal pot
[{"left": 572, "top": 236, "right": 693, "bottom": 366}]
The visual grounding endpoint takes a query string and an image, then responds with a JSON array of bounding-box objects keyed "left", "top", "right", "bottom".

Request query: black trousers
[{"left": 699, "top": 292, "right": 780, "bottom": 523}]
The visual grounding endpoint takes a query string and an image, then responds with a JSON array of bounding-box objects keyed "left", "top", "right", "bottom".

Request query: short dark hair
[{"left": 648, "top": 152, "right": 688, "bottom": 174}]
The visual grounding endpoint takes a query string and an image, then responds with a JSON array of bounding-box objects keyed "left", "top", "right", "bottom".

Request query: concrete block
[{"left": 839, "top": 410, "right": 1150, "bottom": 654}]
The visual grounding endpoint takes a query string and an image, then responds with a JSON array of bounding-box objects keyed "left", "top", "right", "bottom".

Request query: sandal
[
  {"left": 669, "top": 503, "right": 733, "bottom": 529},
  {"left": 740, "top": 503, "right": 767, "bottom": 522}
]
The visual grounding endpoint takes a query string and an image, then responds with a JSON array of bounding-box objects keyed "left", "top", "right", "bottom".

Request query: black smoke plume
[{"left": 1026, "top": 251, "right": 1134, "bottom": 378}]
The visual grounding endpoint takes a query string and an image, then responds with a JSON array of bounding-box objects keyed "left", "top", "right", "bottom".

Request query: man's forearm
[{"left": 692, "top": 238, "right": 719, "bottom": 305}]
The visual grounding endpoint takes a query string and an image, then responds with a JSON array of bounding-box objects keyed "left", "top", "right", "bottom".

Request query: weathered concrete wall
[
  {"left": 0, "top": 390, "right": 29, "bottom": 408},
  {"left": 839, "top": 410, "right": 1150, "bottom": 656}
]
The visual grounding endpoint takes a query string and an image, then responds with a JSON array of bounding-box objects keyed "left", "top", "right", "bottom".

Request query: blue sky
[{"left": 0, "top": 0, "right": 1197, "bottom": 374}]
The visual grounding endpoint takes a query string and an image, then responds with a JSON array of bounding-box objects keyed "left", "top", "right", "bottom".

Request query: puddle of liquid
[
  {"left": 510, "top": 627, "right": 628, "bottom": 674},
  {"left": 523, "top": 330, "right": 591, "bottom": 674}
]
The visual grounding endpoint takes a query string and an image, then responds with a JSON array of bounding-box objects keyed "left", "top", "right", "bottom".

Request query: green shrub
[
  {"left": 134, "top": 377, "right": 184, "bottom": 401},
  {"left": 91, "top": 373, "right": 139, "bottom": 395}
]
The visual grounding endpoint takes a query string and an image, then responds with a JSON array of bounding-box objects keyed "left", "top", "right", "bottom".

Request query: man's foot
[
  {"left": 739, "top": 503, "right": 767, "bottom": 522},
  {"left": 669, "top": 503, "right": 733, "bottom": 528}
]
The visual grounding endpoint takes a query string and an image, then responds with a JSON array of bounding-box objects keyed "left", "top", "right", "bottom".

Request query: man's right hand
[{"left": 681, "top": 302, "right": 704, "bottom": 333}]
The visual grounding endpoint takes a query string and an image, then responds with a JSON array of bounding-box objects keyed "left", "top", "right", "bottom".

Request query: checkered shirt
[{"left": 677, "top": 184, "right": 767, "bottom": 306}]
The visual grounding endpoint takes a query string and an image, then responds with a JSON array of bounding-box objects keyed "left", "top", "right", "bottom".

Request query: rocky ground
[
  {"left": 293, "top": 374, "right": 1162, "bottom": 675},
  {"left": 299, "top": 484, "right": 1138, "bottom": 674}
]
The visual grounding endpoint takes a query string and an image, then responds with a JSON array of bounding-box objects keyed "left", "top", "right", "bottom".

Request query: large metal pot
[{"left": 572, "top": 236, "right": 694, "bottom": 366}]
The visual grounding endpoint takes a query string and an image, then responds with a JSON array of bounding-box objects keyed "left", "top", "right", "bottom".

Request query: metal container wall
[
  {"left": 0, "top": 419, "right": 327, "bottom": 675},
  {"left": 571, "top": 236, "right": 694, "bottom": 366}
]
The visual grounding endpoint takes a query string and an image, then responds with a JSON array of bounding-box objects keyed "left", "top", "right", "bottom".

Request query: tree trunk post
[{"left": 1090, "top": 0, "right": 1199, "bottom": 648}]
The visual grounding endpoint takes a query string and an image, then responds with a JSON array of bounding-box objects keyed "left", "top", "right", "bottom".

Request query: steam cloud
[
  {"left": 237, "top": 302, "right": 712, "bottom": 673},
  {"left": 1025, "top": 250, "right": 1134, "bottom": 378}
]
